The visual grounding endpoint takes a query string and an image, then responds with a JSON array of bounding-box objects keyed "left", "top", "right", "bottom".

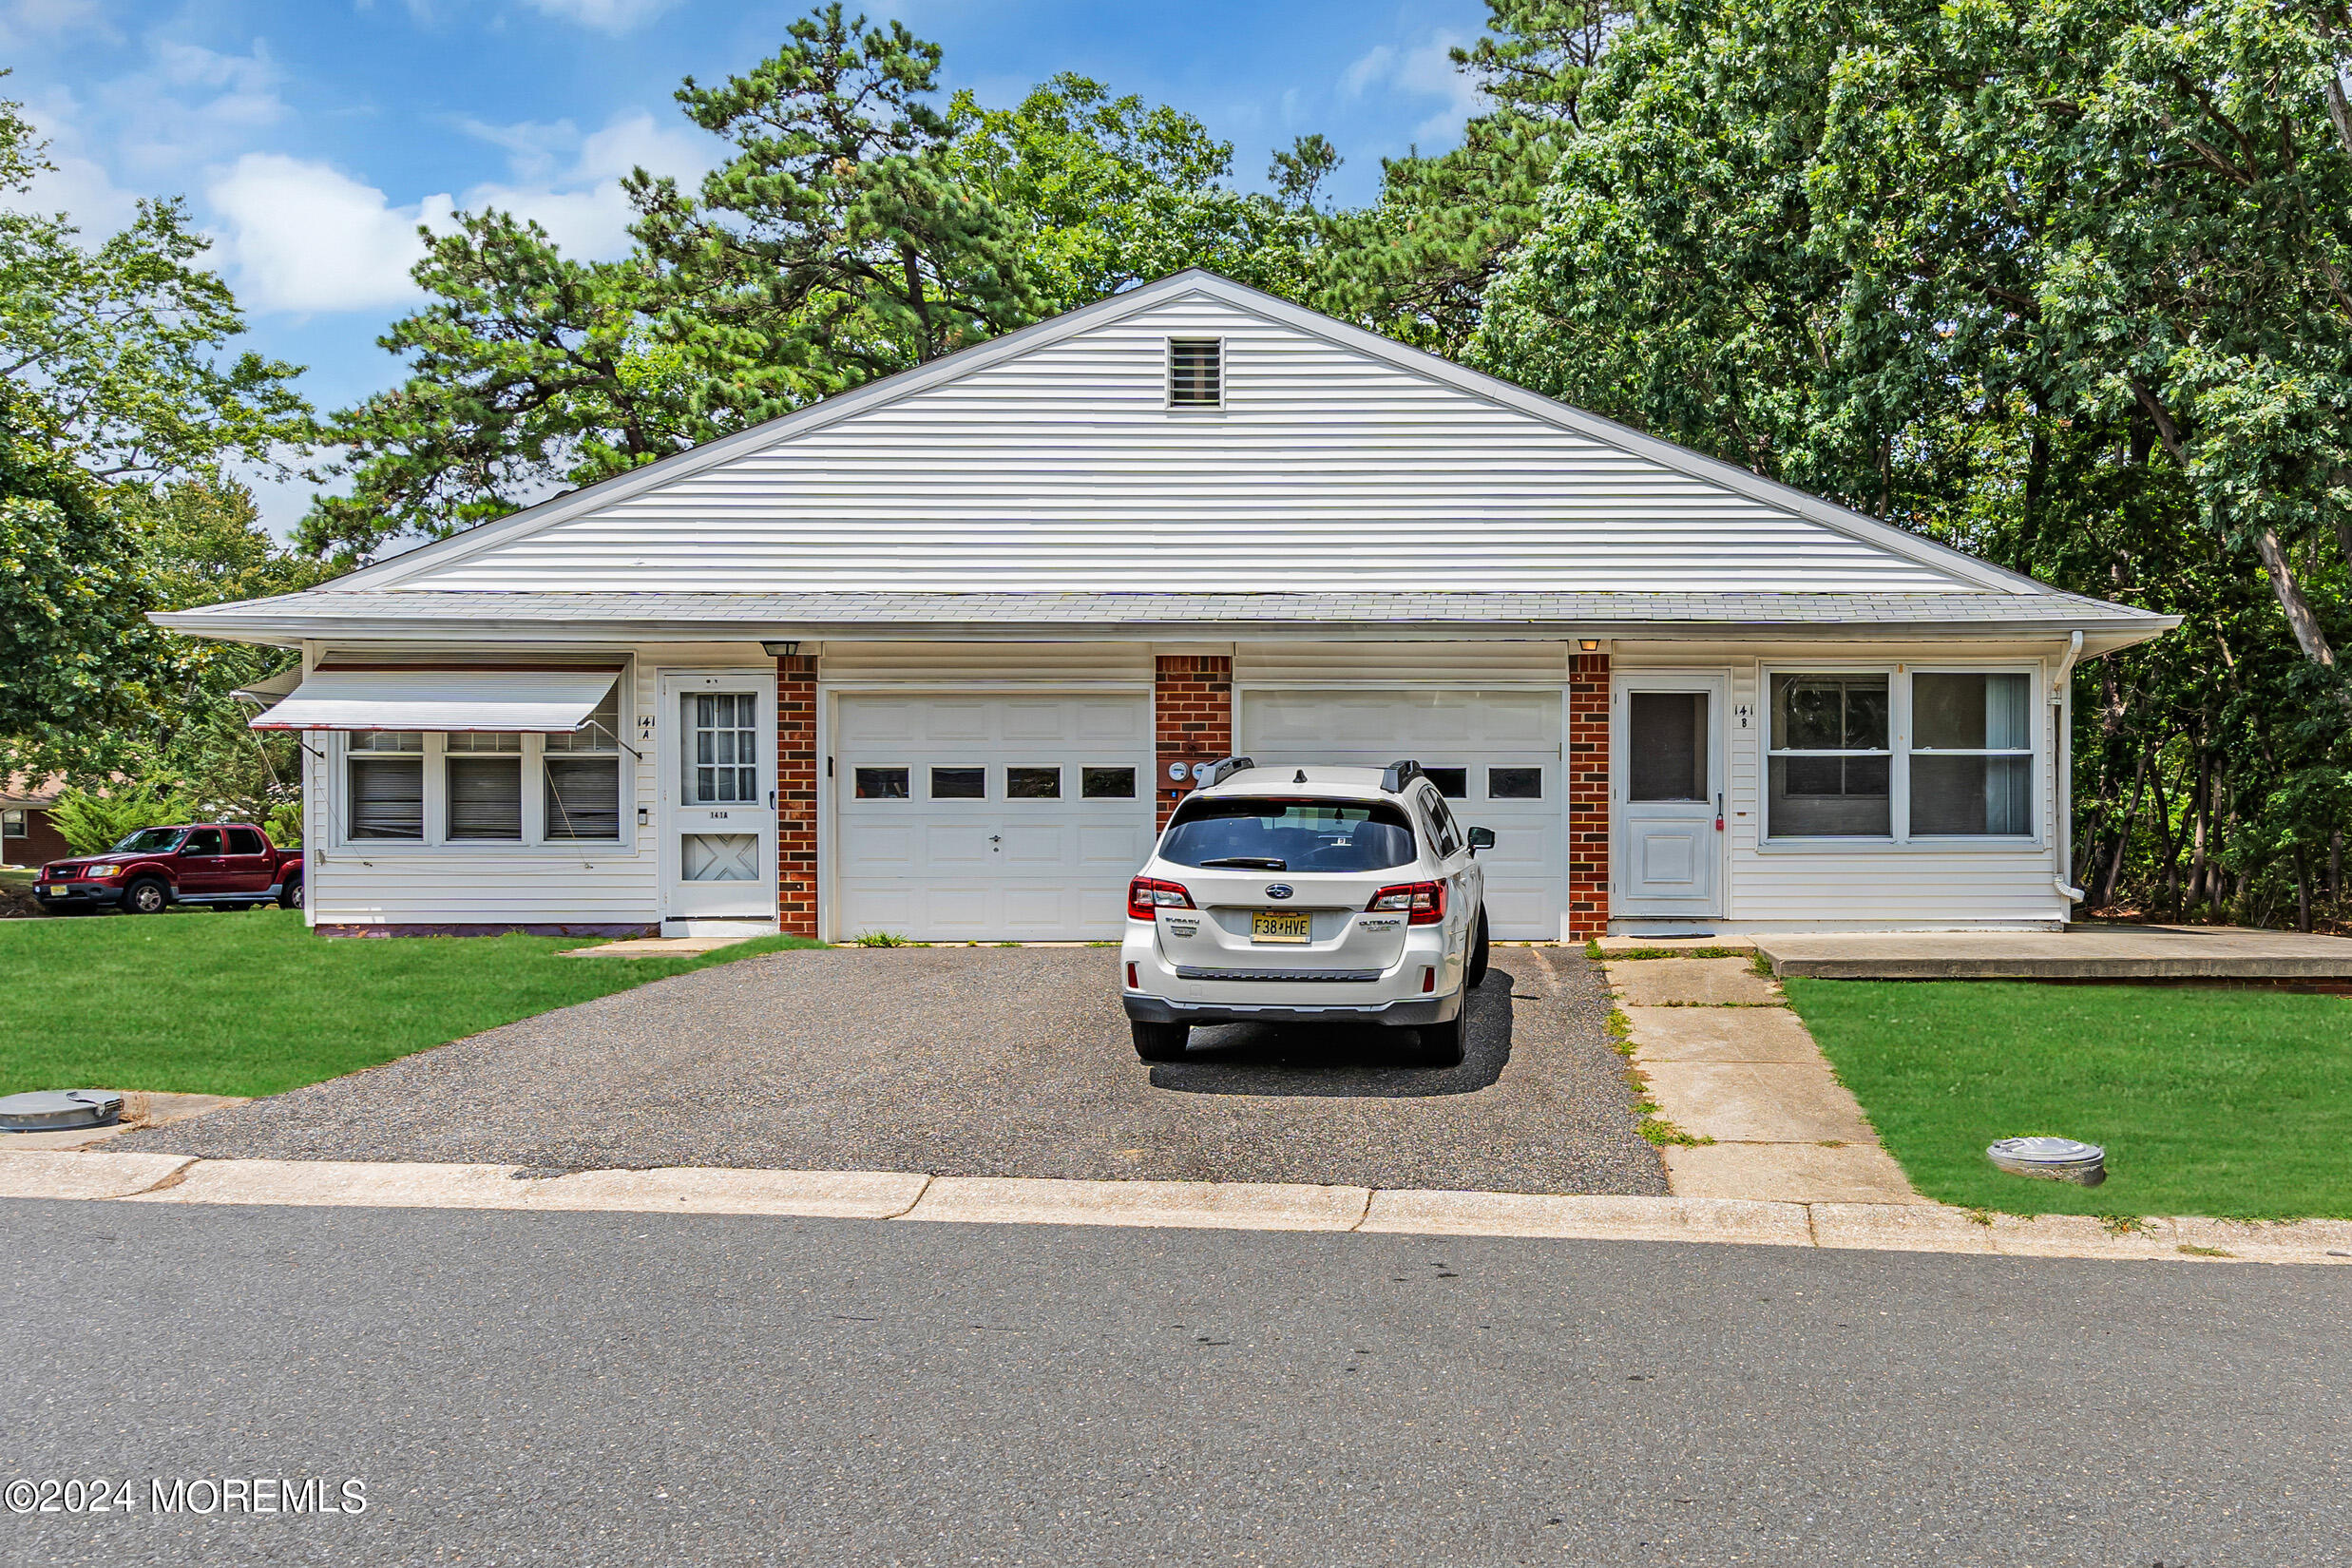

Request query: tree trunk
[
  {"left": 2252, "top": 526, "right": 2340, "bottom": 669},
  {"left": 2295, "top": 845, "right": 2314, "bottom": 933}
]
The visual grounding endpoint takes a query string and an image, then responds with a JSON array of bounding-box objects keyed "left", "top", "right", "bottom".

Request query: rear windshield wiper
[{"left": 1197, "top": 856, "right": 1288, "bottom": 870}]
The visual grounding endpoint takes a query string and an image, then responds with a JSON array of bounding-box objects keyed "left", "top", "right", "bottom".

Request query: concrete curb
[{"left": 3, "top": 1153, "right": 2348, "bottom": 1263}]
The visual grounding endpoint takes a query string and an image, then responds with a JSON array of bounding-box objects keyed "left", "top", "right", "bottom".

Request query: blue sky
[{"left": 7, "top": 0, "right": 1495, "bottom": 533}]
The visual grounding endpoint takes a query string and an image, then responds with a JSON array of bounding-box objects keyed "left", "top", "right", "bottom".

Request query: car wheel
[
  {"left": 1420, "top": 1015, "right": 1464, "bottom": 1068},
  {"left": 1466, "top": 907, "right": 1491, "bottom": 987},
  {"left": 1131, "top": 1021, "right": 1190, "bottom": 1061},
  {"left": 123, "top": 877, "right": 170, "bottom": 915},
  {"left": 278, "top": 878, "right": 303, "bottom": 910}
]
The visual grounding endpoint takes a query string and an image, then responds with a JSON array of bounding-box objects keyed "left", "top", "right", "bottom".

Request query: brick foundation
[
  {"left": 1154, "top": 655, "right": 1233, "bottom": 828},
  {"left": 1566, "top": 651, "right": 1612, "bottom": 939},
  {"left": 775, "top": 655, "right": 819, "bottom": 937}
]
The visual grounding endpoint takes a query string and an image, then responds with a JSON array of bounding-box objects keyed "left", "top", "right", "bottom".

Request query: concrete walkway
[
  {"left": 559, "top": 933, "right": 757, "bottom": 958},
  {"left": 1603, "top": 956, "right": 1927, "bottom": 1205},
  {"left": 1755, "top": 923, "right": 2352, "bottom": 981}
]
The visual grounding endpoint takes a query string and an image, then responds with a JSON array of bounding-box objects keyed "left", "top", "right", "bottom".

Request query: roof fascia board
[{"left": 336, "top": 273, "right": 1233, "bottom": 592}]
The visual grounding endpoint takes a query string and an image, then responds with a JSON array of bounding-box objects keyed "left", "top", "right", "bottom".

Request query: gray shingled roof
[{"left": 156, "top": 587, "right": 2174, "bottom": 641}]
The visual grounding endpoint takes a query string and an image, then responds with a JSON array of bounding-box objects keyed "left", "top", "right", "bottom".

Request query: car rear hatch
[{"left": 1146, "top": 795, "right": 1425, "bottom": 979}]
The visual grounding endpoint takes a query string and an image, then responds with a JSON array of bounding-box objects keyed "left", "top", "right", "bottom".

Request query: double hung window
[
  {"left": 1766, "top": 670, "right": 2036, "bottom": 842},
  {"left": 339, "top": 679, "right": 628, "bottom": 848},
  {"left": 349, "top": 732, "right": 426, "bottom": 840}
]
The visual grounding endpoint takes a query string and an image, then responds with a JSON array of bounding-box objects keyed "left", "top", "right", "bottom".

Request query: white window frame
[
  {"left": 329, "top": 674, "right": 635, "bottom": 854},
  {"left": 1759, "top": 661, "right": 2043, "bottom": 850},
  {"left": 1165, "top": 335, "right": 1225, "bottom": 410}
]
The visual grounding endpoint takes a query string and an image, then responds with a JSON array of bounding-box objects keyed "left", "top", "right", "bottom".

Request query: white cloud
[
  {"left": 207, "top": 153, "right": 454, "bottom": 314},
  {"left": 105, "top": 38, "right": 291, "bottom": 179},
  {"left": 517, "top": 0, "right": 679, "bottom": 34},
  {"left": 17, "top": 91, "right": 144, "bottom": 237},
  {"left": 1338, "top": 30, "right": 1484, "bottom": 142},
  {"left": 209, "top": 109, "right": 716, "bottom": 316},
  {"left": 0, "top": 0, "right": 114, "bottom": 50}
]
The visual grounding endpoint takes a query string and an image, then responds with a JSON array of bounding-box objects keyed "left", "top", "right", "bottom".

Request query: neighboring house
[
  {"left": 1, "top": 776, "right": 70, "bottom": 869},
  {"left": 162, "top": 271, "right": 2175, "bottom": 942}
]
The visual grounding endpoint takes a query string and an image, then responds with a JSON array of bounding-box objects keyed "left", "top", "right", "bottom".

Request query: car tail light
[
  {"left": 1128, "top": 877, "right": 1196, "bottom": 919},
  {"left": 1367, "top": 881, "right": 1445, "bottom": 925}
]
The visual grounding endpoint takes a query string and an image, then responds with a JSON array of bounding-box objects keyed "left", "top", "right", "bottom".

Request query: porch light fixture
[
  {"left": 1578, "top": 639, "right": 1602, "bottom": 652},
  {"left": 761, "top": 641, "right": 802, "bottom": 657}
]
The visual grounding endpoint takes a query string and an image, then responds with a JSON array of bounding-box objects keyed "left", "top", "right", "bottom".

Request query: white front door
[
  {"left": 660, "top": 672, "right": 776, "bottom": 931},
  {"left": 1614, "top": 674, "right": 1726, "bottom": 923},
  {"left": 832, "top": 693, "right": 1155, "bottom": 941},
  {"left": 1238, "top": 688, "right": 1564, "bottom": 939}
]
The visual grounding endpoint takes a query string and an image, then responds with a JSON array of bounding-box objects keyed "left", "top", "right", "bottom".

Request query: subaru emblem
[{"left": 1265, "top": 884, "right": 1294, "bottom": 900}]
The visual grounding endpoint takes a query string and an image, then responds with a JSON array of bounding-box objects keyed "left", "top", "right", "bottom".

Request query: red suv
[{"left": 35, "top": 824, "right": 304, "bottom": 915}]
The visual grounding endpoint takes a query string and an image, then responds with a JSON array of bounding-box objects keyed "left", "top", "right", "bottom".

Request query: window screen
[
  {"left": 1768, "top": 674, "right": 1891, "bottom": 836},
  {"left": 1629, "top": 691, "right": 1709, "bottom": 802},
  {"left": 448, "top": 756, "right": 524, "bottom": 840},
  {"left": 545, "top": 757, "right": 621, "bottom": 839},
  {"left": 685, "top": 693, "right": 758, "bottom": 804},
  {"left": 350, "top": 756, "right": 424, "bottom": 839},
  {"left": 1910, "top": 673, "right": 2033, "bottom": 835}
]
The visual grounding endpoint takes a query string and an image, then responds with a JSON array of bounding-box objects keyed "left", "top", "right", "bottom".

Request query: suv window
[
  {"left": 182, "top": 828, "right": 224, "bottom": 856},
  {"left": 1422, "top": 786, "right": 1463, "bottom": 858},
  {"left": 1161, "top": 797, "right": 1418, "bottom": 873},
  {"left": 110, "top": 828, "right": 186, "bottom": 854},
  {"left": 226, "top": 827, "right": 267, "bottom": 855}
]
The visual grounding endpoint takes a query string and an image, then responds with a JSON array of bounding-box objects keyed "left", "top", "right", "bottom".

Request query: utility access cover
[{"left": 0, "top": 1089, "right": 124, "bottom": 1132}]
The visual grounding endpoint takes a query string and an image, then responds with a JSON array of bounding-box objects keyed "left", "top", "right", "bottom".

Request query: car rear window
[
  {"left": 109, "top": 828, "right": 185, "bottom": 854},
  {"left": 1159, "top": 797, "right": 1418, "bottom": 873}
]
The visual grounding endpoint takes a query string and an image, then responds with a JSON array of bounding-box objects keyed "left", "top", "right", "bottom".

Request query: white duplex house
[{"left": 162, "top": 271, "right": 2173, "bottom": 943}]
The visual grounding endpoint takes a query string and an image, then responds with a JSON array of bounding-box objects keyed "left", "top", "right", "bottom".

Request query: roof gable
[{"left": 343, "top": 272, "right": 2035, "bottom": 598}]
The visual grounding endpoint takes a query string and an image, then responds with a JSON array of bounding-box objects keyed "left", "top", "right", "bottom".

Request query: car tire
[
  {"left": 1420, "top": 1015, "right": 1465, "bottom": 1068},
  {"left": 123, "top": 877, "right": 170, "bottom": 915},
  {"left": 1132, "top": 1021, "right": 1190, "bottom": 1061},
  {"left": 1466, "top": 907, "right": 1491, "bottom": 987},
  {"left": 277, "top": 878, "right": 304, "bottom": 910}
]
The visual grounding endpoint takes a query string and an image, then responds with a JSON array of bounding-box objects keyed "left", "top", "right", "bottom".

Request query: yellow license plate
[{"left": 1251, "top": 910, "right": 1311, "bottom": 944}]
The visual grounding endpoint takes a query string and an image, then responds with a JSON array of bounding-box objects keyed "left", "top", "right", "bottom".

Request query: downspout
[{"left": 2052, "top": 631, "right": 2085, "bottom": 909}]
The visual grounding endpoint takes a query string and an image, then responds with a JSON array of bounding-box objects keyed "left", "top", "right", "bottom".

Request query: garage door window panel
[
  {"left": 1080, "top": 766, "right": 1137, "bottom": 799},
  {"left": 1006, "top": 766, "right": 1061, "bottom": 800},
  {"left": 1487, "top": 767, "right": 1543, "bottom": 800},
  {"left": 930, "top": 766, "right": 985, "bottom": 800}
]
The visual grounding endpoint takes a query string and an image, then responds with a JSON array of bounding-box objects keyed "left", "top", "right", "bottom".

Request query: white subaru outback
[{"left": 1119, "top": 758, "right": 1495, "bottom": 1066}]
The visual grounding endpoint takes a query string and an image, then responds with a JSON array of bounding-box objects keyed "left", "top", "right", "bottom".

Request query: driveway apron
[{"left": 123, "top": 947, "right": 1666, "bottom": 1196}]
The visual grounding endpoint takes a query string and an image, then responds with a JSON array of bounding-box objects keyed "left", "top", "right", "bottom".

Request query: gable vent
[{"left": 1166, "top": 337, "right": 1222, "bottom": 408}]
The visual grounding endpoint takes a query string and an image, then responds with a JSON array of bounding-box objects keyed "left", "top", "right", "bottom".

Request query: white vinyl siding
[{"left": 384, "top": 296, "right": 1991, "bottom": 597}]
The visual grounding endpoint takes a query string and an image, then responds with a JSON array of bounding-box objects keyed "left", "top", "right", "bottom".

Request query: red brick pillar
[
  {"left": 774, "top": 655, "right": 819, "bottom": 937},
  {"left": 1154, "top": 655, "right": 1233, "bottom": 829},
  {"left": 1566, "top": 650, "right": 1612, "bottom": 939}
]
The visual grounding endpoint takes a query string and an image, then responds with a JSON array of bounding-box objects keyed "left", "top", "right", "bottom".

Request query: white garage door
[
  {"left": 1241, "top": 688, "right": 1565, "bottom": 940},
  {"left": 832, "top": 693, "right": 1155, "bottom": 941}
]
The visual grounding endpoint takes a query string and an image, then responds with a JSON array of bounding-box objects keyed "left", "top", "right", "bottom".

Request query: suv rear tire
[
  {"left": 277, "top": 877, "right": 303, "bottom": 910},
  {"left": 1131, "top": 1021, "right": 1190, "bottom": 1061},
  {"left": 1466, "top": 908, "right": 1491, "bottom": 987},
  {"left": 123, "top": 877, "right": 170, "bottom": 915},
  {"left": 1420, "top": 1015, "right": 1465, "bottom": 1068}
]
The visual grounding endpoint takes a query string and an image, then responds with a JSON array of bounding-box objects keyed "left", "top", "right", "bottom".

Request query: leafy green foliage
[{"left": 47, "top": 780, "right": 201, "bottom": 854}]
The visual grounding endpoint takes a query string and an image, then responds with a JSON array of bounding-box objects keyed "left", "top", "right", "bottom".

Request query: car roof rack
[
  {"left": 1198, "top": 755, "right": 1255, "bottom": 788},
  {"left": 1380, "top": 759, "right": 1425, "bottom": 793}
]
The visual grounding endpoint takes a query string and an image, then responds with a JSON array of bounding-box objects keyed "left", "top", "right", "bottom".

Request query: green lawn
[
  {"left": 1785, "top": 979, "right": 2352, "bottom": 1219},
  {"left": 0, "top": 909, "right": 823, "bottom": 1099}
]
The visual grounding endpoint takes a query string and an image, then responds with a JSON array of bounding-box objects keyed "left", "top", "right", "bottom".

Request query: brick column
[
  {"left": 775, "top": 655, "right": 819, "bottom": 937},
  {"left": 1154, "top": 655, "right": 1233, "bottom": 828},
  {"left": 1566, "top": 651, "right": 1612, "bottom": 939}
]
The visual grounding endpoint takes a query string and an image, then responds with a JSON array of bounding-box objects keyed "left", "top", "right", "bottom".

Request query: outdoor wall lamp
[
  {"left": 760, "top": 641, "right": 802, "bottom": 657},
  {"left": 1577, "top": 639, "right": 1602, "bottom": 652}
]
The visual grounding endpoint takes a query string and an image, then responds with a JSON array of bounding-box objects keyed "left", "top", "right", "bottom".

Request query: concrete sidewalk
[
  {"left": 1, "top": 1150, "right": 2347, "bottom": 1263},
  {"left": 1603, "top": 956, "right": 1926, "bottom": 1205}
]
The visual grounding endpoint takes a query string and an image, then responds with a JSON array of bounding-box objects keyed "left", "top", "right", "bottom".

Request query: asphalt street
[
  {"left": 122, "top": 946, "right": 1665, "bottom": 1195},
  {"left": 3, "top": 1198, "right": 2347, "bottom": 1567}
]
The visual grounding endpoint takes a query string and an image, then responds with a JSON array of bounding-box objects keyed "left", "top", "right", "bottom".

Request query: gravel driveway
[{"left": 123, "top": 946, "right": 1665, "bottom": 1195}]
